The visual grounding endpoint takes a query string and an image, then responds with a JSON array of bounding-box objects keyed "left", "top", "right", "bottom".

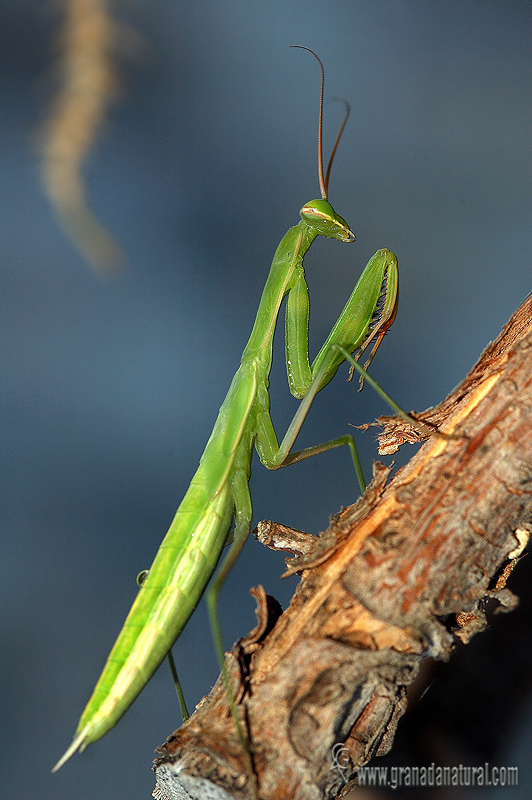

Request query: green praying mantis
[{"left": 53, "top": 47, "right": 406, "bottom": 772}]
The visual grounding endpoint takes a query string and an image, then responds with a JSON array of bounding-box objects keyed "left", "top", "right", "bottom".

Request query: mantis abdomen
[{"left": 72, "top": 362, "right": 264, "bottom": 749}]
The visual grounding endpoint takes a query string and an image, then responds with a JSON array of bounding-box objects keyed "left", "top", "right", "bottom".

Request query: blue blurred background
[{"left": 2, "top": 2, "right": 531, "bottom": 798}]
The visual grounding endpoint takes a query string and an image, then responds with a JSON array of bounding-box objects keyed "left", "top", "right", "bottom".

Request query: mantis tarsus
[{"left": 53, "top": 47, "right": 400, "bottom": 771}]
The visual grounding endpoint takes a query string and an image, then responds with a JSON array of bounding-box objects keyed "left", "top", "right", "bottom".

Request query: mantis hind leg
[
  {"left": 165, "top": 648, "right": 190, "bottom": 722},
  {"left": 206, "top": 470, "right": 254, "bottom": 771}
]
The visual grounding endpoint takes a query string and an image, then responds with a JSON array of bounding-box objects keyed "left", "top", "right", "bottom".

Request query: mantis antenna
[
  {"left": 324, "top": 99, "right": 351, "bottom": 197},
  {"left": 290, "top": 45, "right": 350, "bottom": 200}
]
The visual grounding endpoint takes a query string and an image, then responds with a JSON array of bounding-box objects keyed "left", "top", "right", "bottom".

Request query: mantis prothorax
[{"left": 53, "top": 47, "right": 400, "bottom": 771}]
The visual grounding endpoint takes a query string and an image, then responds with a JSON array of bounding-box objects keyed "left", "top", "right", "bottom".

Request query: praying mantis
[{"left": 53, "top": 47, "right": 401, "bottom": 771}]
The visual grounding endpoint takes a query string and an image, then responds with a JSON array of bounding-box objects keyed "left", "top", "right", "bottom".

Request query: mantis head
[
  {"left": 300, "top": 199, "right": 355, "bottom": 242},
  {"left": 291, "top": 47, "right": 354, "bottom": 244}
]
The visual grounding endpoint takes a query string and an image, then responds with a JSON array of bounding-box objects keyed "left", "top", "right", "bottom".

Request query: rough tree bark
[{"left": 152, "top": 294, "right": 532, "bottom": 800}]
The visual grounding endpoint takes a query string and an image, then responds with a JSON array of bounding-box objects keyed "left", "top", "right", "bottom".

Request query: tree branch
[{"left": 152, "top": 294, "right": 532, "bottom": 800}]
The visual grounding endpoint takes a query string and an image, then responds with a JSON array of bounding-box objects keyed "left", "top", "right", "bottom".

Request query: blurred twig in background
[{"left": 41, "top": 0, "right": 122, "bottom": 273}]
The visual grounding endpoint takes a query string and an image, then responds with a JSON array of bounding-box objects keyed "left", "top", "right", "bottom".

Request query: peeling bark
[{"left": 152, "top": 295, "right": 532, "bottom": 800}]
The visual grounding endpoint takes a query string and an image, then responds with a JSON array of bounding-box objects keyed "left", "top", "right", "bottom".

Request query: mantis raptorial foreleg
[{"left": 53, "top": 48, "right": 425, "bottom": 774}]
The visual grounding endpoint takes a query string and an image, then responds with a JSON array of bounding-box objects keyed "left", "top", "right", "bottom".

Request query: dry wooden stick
[{"left": 152, "top": 294, "right": 532, "bottom": 800}]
